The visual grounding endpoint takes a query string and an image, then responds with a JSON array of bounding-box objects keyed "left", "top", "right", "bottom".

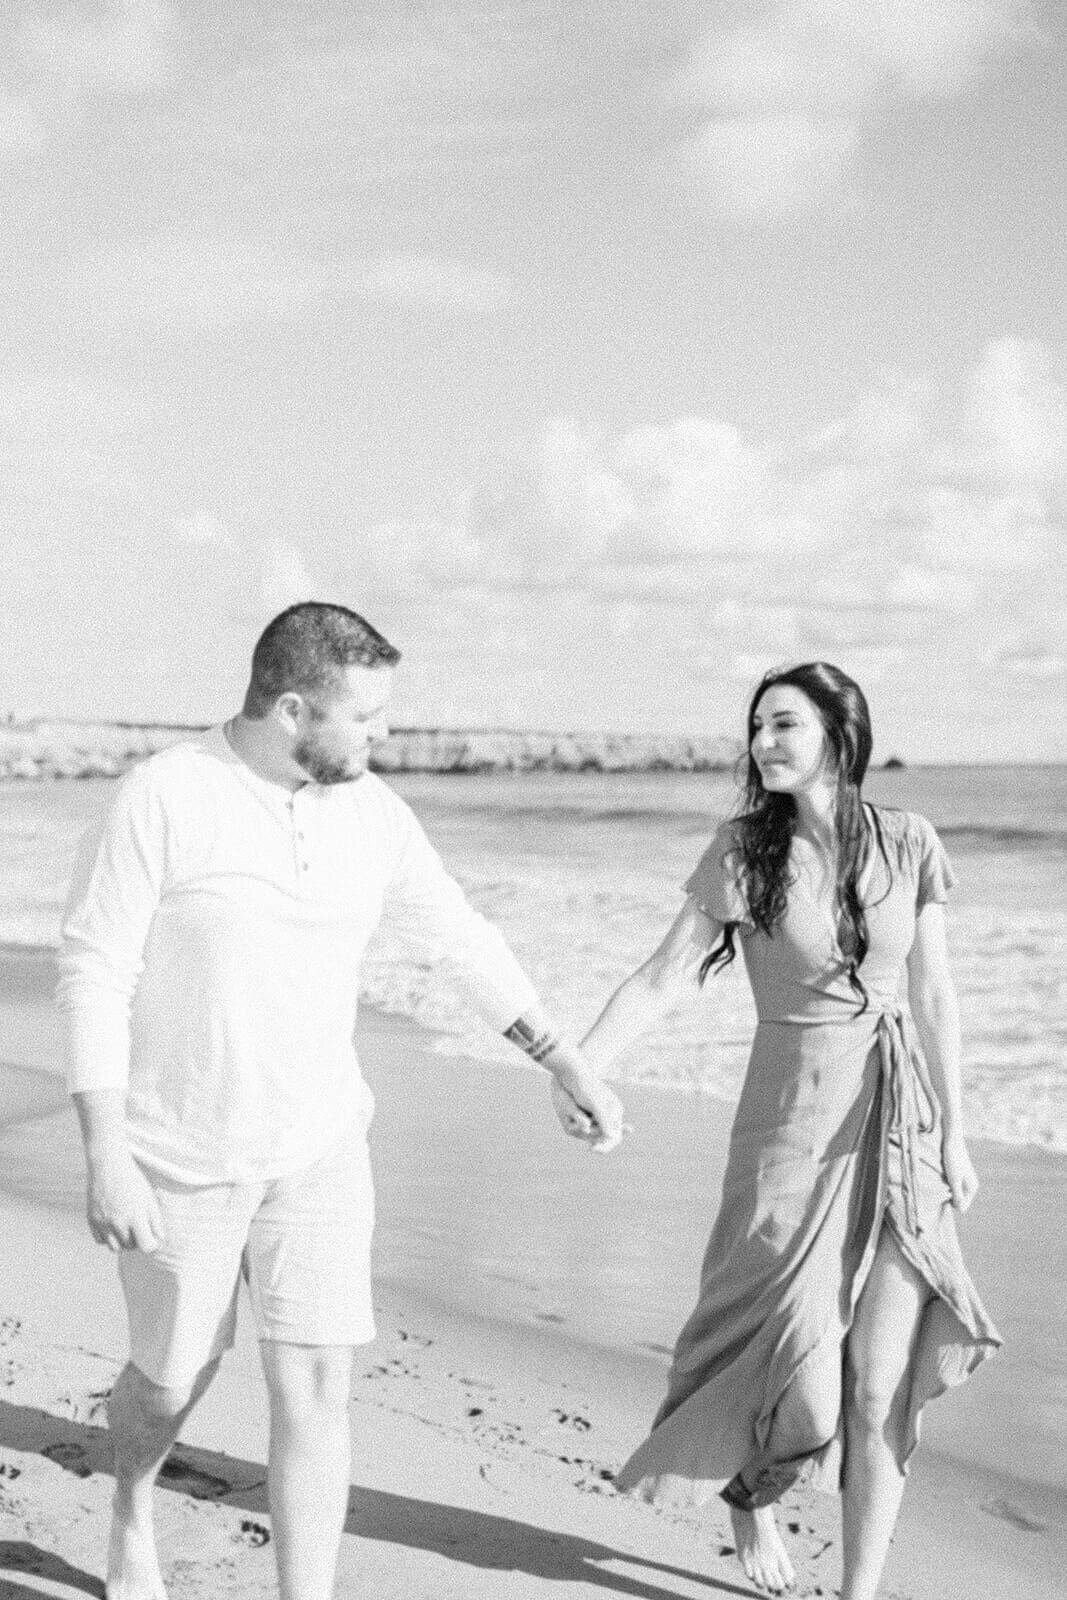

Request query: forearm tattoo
[{"left": 503, "top": 1016, "right": 561, "bottom": 1065}]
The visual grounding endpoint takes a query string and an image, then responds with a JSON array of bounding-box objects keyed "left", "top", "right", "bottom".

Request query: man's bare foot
[
  {"left": 106, "top": 1500, "right": 168, "bottom": 1600},
  {"left": 729, "top": 1503, "right": 796, "bottom": 1594}
]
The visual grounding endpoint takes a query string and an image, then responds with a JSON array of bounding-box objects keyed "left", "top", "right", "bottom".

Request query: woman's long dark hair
[{"left": 700, "top": 661, "right": 884, "bottom": 1008}]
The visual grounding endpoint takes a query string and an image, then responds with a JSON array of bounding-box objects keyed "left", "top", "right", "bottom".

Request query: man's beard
[{"left": 292, "top": 737, "right": 366, "bottom": 786}]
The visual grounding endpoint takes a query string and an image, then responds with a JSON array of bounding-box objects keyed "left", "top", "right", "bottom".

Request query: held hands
[
  {"left": 548, "top": 1060, "right": 626, "bottom": 1154},
  {"left": 85, "top": 1147, "right": 166, "bottom": 1253},
  {"left": 502, "top": 1013, "right": 626, "bottom": 1153},
  {"left": 942, "top": 1129, "right": 979, "bottom": 1212}
]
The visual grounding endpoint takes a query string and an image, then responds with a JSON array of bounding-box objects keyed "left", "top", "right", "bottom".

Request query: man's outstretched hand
[{"left": 549, "top": 1062, "right": 625, "bottom": 1153}]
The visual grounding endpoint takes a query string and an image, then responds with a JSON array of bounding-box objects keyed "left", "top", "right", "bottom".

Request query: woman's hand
[
  {"left": 549, "top": 1064, "right": 625, "bottom": 1153},
  {"left": 942, "top": 1129, "right": 979, "bottom": 1212}
]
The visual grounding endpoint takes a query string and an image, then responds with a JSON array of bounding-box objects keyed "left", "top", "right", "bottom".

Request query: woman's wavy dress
[{"left": 616, "top": 808, "right": 1001, "bottom": 1508}]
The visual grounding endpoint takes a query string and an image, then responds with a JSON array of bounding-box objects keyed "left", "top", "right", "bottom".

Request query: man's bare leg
[
  {"left": 106, "top": 1357, "right": 220, "bottom": 1600},
  {"left": 841, "top": 1229, "right": 930, "bottom": 1600},
  {"left": 260, "top": 1342, "right": 355, "bottom": 1600}
]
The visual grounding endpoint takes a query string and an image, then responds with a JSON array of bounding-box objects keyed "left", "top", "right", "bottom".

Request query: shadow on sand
[{"left": 0, "top": 1400, "right": 757, "bottom": 1599}]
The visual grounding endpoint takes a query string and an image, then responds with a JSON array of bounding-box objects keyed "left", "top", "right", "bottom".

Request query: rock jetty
[
  {"left": 372, "top": 728, "right": 740, "bottom": 773},
  {"left": 0, "top": 719, "right": 741, "bottom": 779}
]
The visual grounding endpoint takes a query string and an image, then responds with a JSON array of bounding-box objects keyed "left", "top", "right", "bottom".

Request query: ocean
[{"left": 1, "top": 762, "right": 1064, "bottom": 1151}]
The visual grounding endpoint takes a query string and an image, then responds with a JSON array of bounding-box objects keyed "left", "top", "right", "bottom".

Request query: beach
[
  {"left": 5, "top": 0, "right": 1066, "bottom": 1588},
  {"left": 1, "top": 942, "right": 1064, "bottom": 1599}
]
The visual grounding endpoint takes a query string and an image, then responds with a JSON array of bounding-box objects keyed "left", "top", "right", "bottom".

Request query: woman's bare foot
[
  {"left": 106, "top": 1499, "right": 168, "bottom": 1600},
  {"left": 729, "top": 1503, "right": 796, "bottom": 1594}
]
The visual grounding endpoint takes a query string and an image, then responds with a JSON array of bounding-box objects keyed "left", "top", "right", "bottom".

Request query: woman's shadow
[{"left": 0, "top": 1399, "right": 758, "bottom": 1599}]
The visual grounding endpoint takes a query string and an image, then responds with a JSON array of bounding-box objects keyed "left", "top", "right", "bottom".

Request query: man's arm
[
  {"left": 72, "top": 1090, "right": 165, "bottom": 1251},
  {"left": 381, "top": 802, "right": 625, "bottom": 1150},
  {"left": 57, "top": 769, "right": 169, "bottom": 1248},
  {"left": 502, "top": 1006, "right": 625, "bottom": 1152}
]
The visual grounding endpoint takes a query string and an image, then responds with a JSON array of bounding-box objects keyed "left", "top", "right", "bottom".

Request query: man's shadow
[{"left": 0, "top": 1400, "right": 758, "bottom": 1599}]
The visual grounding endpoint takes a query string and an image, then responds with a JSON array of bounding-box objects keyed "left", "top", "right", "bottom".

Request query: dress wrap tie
[{"left": 876, "top": 1005, "right": 937, "bottom": 1239}]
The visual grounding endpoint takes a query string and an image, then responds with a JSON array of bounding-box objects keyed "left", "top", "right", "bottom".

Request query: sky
[{"left": 1, "top": 0, "right": 1064, "bottom": 762}]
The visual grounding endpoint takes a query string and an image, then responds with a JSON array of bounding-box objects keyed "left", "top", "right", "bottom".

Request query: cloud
[
  {"left": 464, "top": 415, "right": 771, "bottom": 586},
  {"left": 998, "top": 648, "right": 1065, "bottom": 680},
  {"left": 161, "top": 10, "right": 552, "bottom": 185},
  {"left": 0, "top": 1, "right": 177, "bottom": 161},
  {"left": 18, "top": 0, "right": 177, "bottom": 94},
  {"left": 669, "top": 0, "right": 1043, "bottom": 217},
  {"left": 677, "top": 114, "right": 858, "bottom": 219},
  {"left": 346, "top": 253, "right": 514, "bottom": 310},
  {"left": 348, "top": 340, "right": 1065, "bottom": 728},
  {"left": 45, "top": 236, "right": 516, "bottom": 331},
  {"left": 672, "top": 0, "right": 1039, "bottom": 114},
  {"left": 348, "top": 519, "right": 488, "bottom": 596},
  {"left": 173, "top": 511, "right": 233, "bottom": 549},
  {"left": 0, "top": 90, "right": 44, "bottom": 156},
  {"left": 885, "top": 563, "right": 977, "bottom": 613},
  {"left": 0, "top": 370, "right": 153, "bottom": 519},
  {"left": 253, "top": 539, "right": 319, "bottom": 618},
  {"left": 964, "top": 338, "right": 1067, "bottom": 488}
]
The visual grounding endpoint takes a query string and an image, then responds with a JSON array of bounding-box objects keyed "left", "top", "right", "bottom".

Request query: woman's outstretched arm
[
  {"left": 579, "top": 897, "right": 721, "bottom": 1074},
  {"left": 906, "top": 901, "right": 978, "bottom": 1211}
]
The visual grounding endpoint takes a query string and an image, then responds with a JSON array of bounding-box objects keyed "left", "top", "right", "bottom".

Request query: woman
[{"left": 568, "top": 663, "right": 1000, "bottom": 1598}]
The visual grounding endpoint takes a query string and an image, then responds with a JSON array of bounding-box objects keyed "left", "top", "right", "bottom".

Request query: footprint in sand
[
  {"left": 529, "top": 1444, "right": 617, "bottom": 1495},
  {"left": 980, "top": 1497, "right": 1046, "bottom": 1534},
  {"left": 474, "top": 1421, "right": 525, "bottom": 1449},
  {"left": 396, "top": 1329, "right": 433, "bottom": 1348},
  {"left": 58, "top": 1388, "right": 111, "bottom": 1425},
  {"left": 458, "top": 1376, "right": 495, "bottom": 1394},
  {"left": 367, "top": 1357, "right": 417, "bottom": 1381},
  {"left": 232, "top": 1519, "right": 271, "bottom": 1547},
  {"left": 157, "top": 1454, "right": 234, "bottom": 1499},
  {"left": 550, "top": 1409, "right": 591, "bottom": 1432},
  {"left": 574, "top": 1468, "right": 617, "bottom": 1496},
  {"left": 0, "top": 1319, "right": 21, "bottom": 1348},
  {"left": 42, "top": 1442, "right": 92, "bottom": 1479},
  {"left": 478, "top": 1459, "right": 512, "bottom": 1493}
]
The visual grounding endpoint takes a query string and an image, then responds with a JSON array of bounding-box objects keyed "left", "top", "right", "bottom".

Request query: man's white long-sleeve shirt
[{"left": 56, "top": 727, "right": 539, "bottom": 1184}]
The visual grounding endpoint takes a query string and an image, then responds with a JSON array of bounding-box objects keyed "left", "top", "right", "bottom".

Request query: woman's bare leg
[
  {"left": 841, "top": 1228, "right": 930, "bottom": 1600},
  {"left": 729, "top": 1504, "right": 796, "bottom": 1594},
  {"left": 724, "top": 1338, "right": 845, "bottom": 1595}
]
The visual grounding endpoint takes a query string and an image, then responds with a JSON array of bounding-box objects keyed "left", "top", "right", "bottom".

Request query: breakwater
[{"left": 0, "top": 720, "right": 741, "bottom": 778}]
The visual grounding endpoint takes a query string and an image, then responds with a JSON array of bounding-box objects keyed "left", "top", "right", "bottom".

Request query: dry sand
[{"left": 0, "top": 947, "right": 1064, "bottom": 1599}]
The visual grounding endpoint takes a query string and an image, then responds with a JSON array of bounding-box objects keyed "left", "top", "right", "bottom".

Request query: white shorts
[{"left": 118, "top": 1122, "right": 376, "bottom": 1389}]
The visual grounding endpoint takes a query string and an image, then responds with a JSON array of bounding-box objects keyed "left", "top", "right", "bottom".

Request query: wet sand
[{"left": 0, "top": 945, "right": 1064, "bottom": 1598}]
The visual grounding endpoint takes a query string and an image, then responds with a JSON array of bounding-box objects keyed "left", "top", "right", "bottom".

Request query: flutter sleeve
[
  {"left": 684, "top": 822, "right": 751, "bottom": 926},
  {"left": 914, "top": 814, "right": 957, "bottom": 910}
]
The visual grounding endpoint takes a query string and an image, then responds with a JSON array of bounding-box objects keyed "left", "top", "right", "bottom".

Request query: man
[{"left": 57, "top": 601, "right": 624, "bottom": 1600}]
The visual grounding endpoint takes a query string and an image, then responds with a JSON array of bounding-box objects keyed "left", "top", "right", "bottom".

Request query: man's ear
[{"left": 273, "top": 693, "right": 305, "bottom": 734}]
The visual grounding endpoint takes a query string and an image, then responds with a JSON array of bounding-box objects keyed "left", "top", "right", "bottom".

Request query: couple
[{"left": 58, "top": 602, "right": 999, "bottom": 1600}]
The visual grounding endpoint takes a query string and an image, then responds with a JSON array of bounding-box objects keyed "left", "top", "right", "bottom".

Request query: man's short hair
[{"left": 243, "top": 602, "right": 401, "bottom": 718}]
